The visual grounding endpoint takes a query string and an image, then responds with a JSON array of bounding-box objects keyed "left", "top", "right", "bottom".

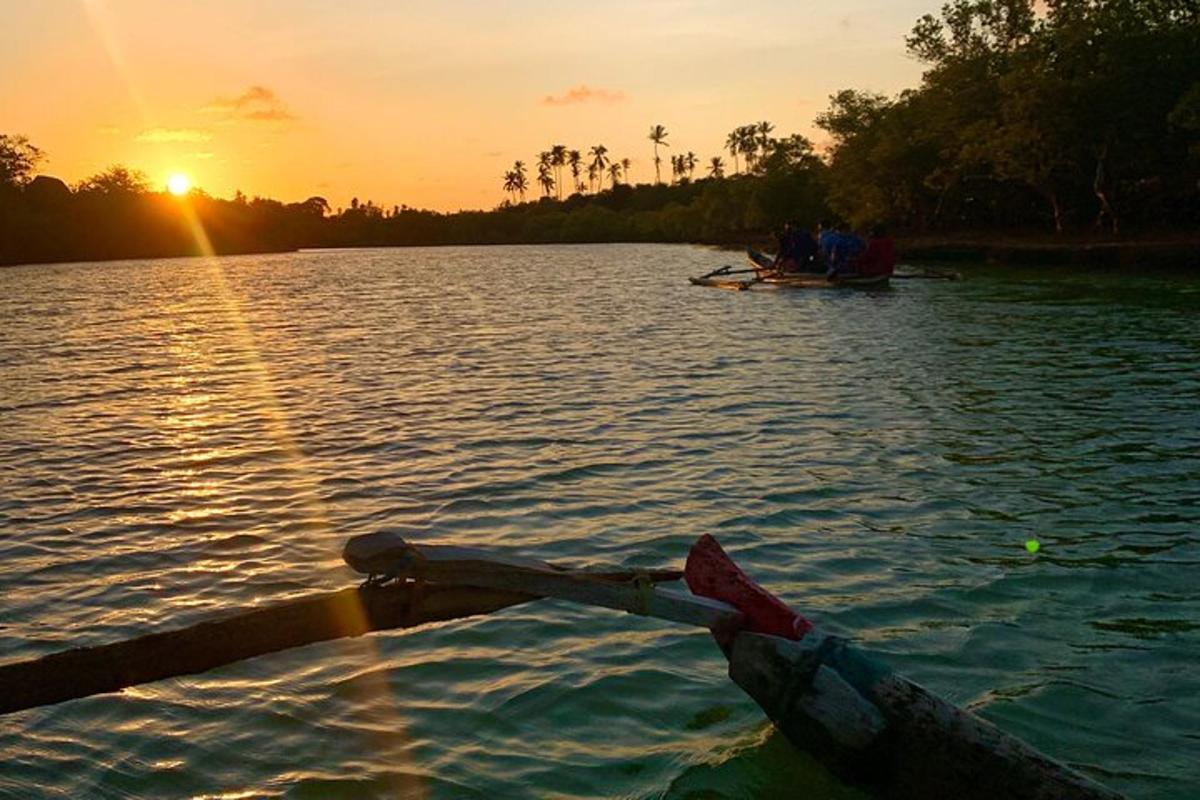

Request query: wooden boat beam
[
  {"left": 343, "top": 532, "right": 743, "bottom": 631},
  {"left": 0, "top": 563, "right": 682, "bottom": 717}
]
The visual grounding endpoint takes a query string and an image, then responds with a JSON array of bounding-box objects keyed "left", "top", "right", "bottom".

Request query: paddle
[
  {"left": 698, "top": 265, "right": 736, "bottom": 279},
  {"left": 698, "top": 265, "right": 733, "bottom": 279}
]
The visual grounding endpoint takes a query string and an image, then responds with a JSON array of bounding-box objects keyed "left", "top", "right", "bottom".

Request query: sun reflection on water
[{"left": 159, "top": 200, "right": 428, "bottom": 798}]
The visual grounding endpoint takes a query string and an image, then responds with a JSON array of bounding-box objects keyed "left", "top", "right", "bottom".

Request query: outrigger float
[{"left": 0, "top": 533, "right": 1121, "bottom": 799}]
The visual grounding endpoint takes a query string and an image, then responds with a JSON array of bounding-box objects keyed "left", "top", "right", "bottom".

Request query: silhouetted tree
[
  {"left": 537, "top": 162, "right": 555, "bottom": 198},
  {"left": 550, "top": 144, "right": 567, "bottom": 200},
  {"left": 513, "top": 160, "right": 528, "bottom": 201},
  {"left": 607, "top": 161, "right": 622, "bottom": 186},
  {"left": 75, "top": 165, "right": 149, "bottom": 195},
  {"left": 568, "top": 150, "right": 584, "bottom": 193},
  {"left": 649, "top": 125, "right": 669, "bottom": 184},
  {"left": 589, "top": 145, "right": 610, "bottom": 191},
  {"left": 0, "top": 134, "right": 43, "bottom": 188},
  {"left": 503, "top": 170, "right": 520, "bottom": 204},
  {"left": 725, "top": 130, "right": 741, "bottom": 175},
  {"left": 755, "top": 121, "right": 775, "bottom": 167}
]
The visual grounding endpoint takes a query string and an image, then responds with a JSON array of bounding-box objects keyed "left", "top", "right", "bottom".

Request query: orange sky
[{"left": 2, "top": 0, "right": 933, "bottom": 212}]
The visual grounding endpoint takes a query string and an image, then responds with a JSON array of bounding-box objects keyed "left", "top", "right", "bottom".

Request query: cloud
[
  {"left": 203, "top": 85, "right": 296, "bottom": 122},
  {"left": 541, "top": 85, "right": 626, "bottom": 107},
  {"left": 135, "top": 128, "right": 212, "bottom": 143}
]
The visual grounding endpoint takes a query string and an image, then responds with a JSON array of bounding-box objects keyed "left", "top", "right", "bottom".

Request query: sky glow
[{"left": 2, "top": 0, "right": 934, "bottom": 210}]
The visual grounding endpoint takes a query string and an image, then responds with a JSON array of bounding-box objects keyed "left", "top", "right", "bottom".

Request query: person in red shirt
[{"left": 859, "top": 225, "right": 897, "bottom": 278}]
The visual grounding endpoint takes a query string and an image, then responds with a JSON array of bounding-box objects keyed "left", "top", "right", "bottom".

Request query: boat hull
[
  {"left": 740, "top": 248, "right": 891, "bottom": 289},
  {"left": 688, "top": 274, "right": 890, "bottom": 290},
  {"left": 685, "top": 535, "right": 1122, "bottom": 800},
  {"left": 729, "top": 631, "right": 1122, "bottom": 800}
]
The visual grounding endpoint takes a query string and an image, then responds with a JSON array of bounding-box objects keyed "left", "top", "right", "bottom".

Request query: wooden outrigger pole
[
  {"left": 0, "top": 547, "right": 681, "bottom": 717},
  {"left": 0, "top": 532, "right": 1124, "bottom": 800}
]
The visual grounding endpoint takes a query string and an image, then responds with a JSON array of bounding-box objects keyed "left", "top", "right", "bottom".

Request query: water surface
[{"left": 1, "top": 245, "right": 1197, "bottom": 798}]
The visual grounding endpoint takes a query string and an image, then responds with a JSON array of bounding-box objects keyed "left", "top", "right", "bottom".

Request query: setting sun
[{"left": 166, "top": 173, "right": 191, "bottom": 196}]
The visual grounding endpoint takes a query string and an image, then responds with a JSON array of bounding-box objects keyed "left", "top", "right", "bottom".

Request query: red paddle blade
[{"left": 684, "top": 535, "right": 813, "bottom": 640}]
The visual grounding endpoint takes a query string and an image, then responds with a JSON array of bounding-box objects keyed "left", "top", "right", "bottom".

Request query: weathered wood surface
[
  {"left": 0, "top": 583, "right": 532, "bottom": 716},
  {"left": 343, "top": 532, "right": 740, "bottom": 630},
  {"left": 0, "top": 559, "right": 682, "bottom": 717},
  {"left": 728, "top": 631, "right": 1125, "bottom": 800}
]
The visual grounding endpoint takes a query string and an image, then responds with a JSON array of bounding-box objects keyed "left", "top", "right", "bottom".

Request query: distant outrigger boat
[
  {"left": 689, "top": 248, "right": 959, "bottom": 289},
  {"left": 689, "top": 248, "right": 891, "bottom": 290},
  {"left": 0, "top": 533, "right": 1121, "bottom": 799}
]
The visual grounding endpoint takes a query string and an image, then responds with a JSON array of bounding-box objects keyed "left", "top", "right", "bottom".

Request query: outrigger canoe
[
  {"left": 0, "top": 533, "right": 1122, "bottom": 799},
  {"left": 689, "top": 248, "right": 891, "bottom": 290}
]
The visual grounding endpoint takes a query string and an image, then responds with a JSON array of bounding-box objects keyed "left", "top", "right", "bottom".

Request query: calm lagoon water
[{"left": 1, "top": 244, "right": 1198, "bottom": 799}]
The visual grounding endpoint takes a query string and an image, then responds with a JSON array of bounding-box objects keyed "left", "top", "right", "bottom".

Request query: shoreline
[
  {"left": 896, "top": 234, "right": 1200, "bottom": 270},
  {"left": 4, "top": 234, "right": 1198, "bottom": 271}
]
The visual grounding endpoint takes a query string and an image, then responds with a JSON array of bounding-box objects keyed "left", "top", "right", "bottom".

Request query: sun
[{"left": 166, "top": 173, "right": 192, "bottom": 196}]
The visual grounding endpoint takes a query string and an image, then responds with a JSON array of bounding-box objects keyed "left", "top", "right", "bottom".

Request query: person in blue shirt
[
  {"left": 816, "top": 219, "right": 838, "bottom": 268},
  {"left": 828, "top": 224, "right": 866, "bottom": 276}
]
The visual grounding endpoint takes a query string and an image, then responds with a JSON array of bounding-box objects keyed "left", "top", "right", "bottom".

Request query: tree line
[
  {"left": 817, "top": 0, "right": 1199, "bottom": 232},
  {"left": 1, "top": 126, "right": 828, "bottom": 265},
  {"left": 2, "top": 0, "right": 1196, "bottom": 267}
]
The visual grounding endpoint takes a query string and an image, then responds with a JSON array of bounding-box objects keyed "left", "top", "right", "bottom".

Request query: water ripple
[{"left": 1, "top": 246, "right": 1198, "bottom": 798}]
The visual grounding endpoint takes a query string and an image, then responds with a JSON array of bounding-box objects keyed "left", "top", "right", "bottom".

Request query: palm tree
[
  {"left": 607, "top": 161, "right": 622, "bottom": 186},
  {"left": 621, "top": 158, "right": 631, "bottom": 183},
  {"left": 568, "top": 150, "right": 583, "bottom": 194},
  {"left": 503, "top": 170, "right": 518, "bottom": 203},
  {"left": 685, "top": 151, "right": 697, "bottom": 180},
  {"left": 738, "top": 126, "right": 758, "bottom": 173},
  {"left": 512, "top": 160, "right": 527, "bottom": 202},
  {"left": 537, "top": 161, "right": 554, "bottom": 198},
  {"left": 586, "top": 163, "right": 598, "bottom": 193},
  {"left": 725, "top": 130, "right": 741, "bottom": 174},
  {"left": 670, "top": 154, "right": 682, "bottom": 184},
  {"left": 648, "top": 124, "right": 669, "bottom": 184},
  {"left": 756, "top": 121, "right": 774, "bottom": 154},
  {"left": 550, "top": 145, "right": 567, "bottom": 200},
  {"left": 754, "top": 121, "right": 775, "bottom": 173},
  {"left": 588, "top": 145, "right": 610, "bottom": 192},
  {"left": 708, "top": 157, "right": 725, "bottom": 179}
]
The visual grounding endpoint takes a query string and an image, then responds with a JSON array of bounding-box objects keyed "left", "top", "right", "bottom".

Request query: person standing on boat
[{"left": 858, "top": 225, "right": 897, "bottom": 277}]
